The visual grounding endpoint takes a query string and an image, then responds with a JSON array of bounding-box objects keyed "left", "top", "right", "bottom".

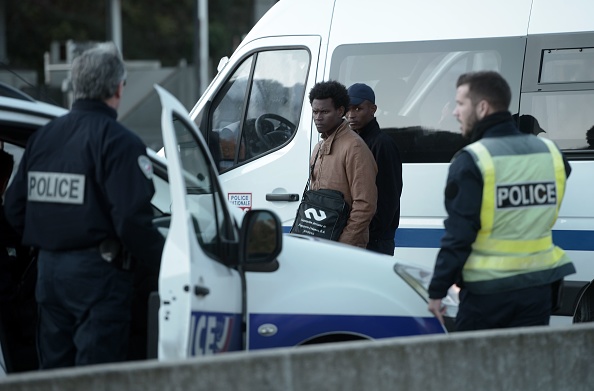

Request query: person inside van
[
  {"left": 347, "top": 83, "right": 402, "bottom": 255},
  {"left": 586, "top": 125, "right": 594, "bottom": 149},
  {"left": 308, "top": 80, "right": 377, "bottom": 248},
  {"left": 511, "top": 113, "right": 546, "bottom": 135}
]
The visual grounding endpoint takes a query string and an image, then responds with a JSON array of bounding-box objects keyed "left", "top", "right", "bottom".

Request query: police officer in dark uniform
[
  {"left": 427, "top": 71, "right": 575, "bottom": 331},
  {"left": 4, "top": 42, "right": 165, "bottom": 368}
]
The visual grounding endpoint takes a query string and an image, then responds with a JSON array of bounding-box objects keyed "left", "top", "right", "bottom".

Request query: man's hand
[{"left": 428, "top": 298, "right": 445, "bottom": 325}]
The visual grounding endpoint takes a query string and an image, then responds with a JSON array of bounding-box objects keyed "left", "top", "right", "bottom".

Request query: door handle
[
  {"left": 266, "top": 193, "right": 300, "bottom": 202},
  {"left": 194, "top": 285, "right": 210, "bottom": 297}
]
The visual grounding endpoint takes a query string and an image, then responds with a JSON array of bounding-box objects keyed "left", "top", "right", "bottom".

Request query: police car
[{"left": 0, "top": 85, "right": 452, "bottom": 373}]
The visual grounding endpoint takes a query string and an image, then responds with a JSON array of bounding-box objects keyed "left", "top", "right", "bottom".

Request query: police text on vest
[
  {"left": 496, "top": 182, "right": 556, "bottom": 209},
  {"left": 27, "top": 171, "right": 85, "bottom": 204}
]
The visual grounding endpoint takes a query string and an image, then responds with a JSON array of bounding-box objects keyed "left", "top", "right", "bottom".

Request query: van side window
[
  {"left": 171, "top": 113, "right": 237, "bottom": 264},
  {"left": 520, "top": 91, "right": 594, "bottom": 152},
  {"left": 330, "top": 39, "right": 525, "bottom": 163},
  {"left": 203, "top": 49, "right": 310, "bottom": 172},
  {"left": 209, "top": 58, "right": 253, "bottom": 171},
  {"left": 521, "top": 33, "right": 594, "bottom": 157}
]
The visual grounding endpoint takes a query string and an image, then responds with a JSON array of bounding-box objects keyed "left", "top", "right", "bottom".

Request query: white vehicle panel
[
  {"left": 208, "top": 35, "right": 323, "bottom": 225},
  {"left": 328, "top": 0, "right": 532, "bottom": 49},
  {"left": 156, "top": 85, "right": 242, "bottom": 359},
  {"left": 247, "top": 236, "right": 430, "bottom": 316},
  {"left": 0, "top": 98, "right": 67, "bottom": 130},
  {"left": 529, "top": 0, "right": 594, "bottom": 34},
  {"left": 157, "top": 85, "right": 196, "bottom": 359},
  {"left": 240, "top": 0, "right": 333, "bottom": 48},
  {"left": 558, "top": 162, "right": 594, "bottom": 218},
  {"left": 394, "top": 248, "right": 441, "bottom": 271},
  {"left": 401, "top": 163, "right": 449, "bottom": 217},
  {"left": 0, "top": 96, "right": 68, "bottom": 117},
  {"left": 245, "top": 235, "right": 444, "bottom": 349}
]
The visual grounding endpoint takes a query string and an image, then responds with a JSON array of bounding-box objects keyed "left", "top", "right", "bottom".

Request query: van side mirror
[{"left": 239, "top": 210, "right": 282, "bottom": 264}]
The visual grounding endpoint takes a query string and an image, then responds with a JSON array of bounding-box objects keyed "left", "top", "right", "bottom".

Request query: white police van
[
  {"left": 188, "top": 0, "right": 594, "bottom": 323},
  {"left": 0, "top": 87, "right": 448, "bottom": 374}
]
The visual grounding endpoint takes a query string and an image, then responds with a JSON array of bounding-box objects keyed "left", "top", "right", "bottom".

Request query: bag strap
[{"left": 303, "top": 145, "right": 321, "bottom": 196}]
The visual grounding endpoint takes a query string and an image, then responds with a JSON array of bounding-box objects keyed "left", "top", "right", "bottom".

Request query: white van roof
[
  {"left": 530, "top": 0, "right": 594, "bottom": 34},
  {"left": 244, "top": 0, "right": 594, "bottom": 50}
]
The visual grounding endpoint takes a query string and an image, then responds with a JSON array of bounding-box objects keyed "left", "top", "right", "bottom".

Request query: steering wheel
[{"left": 255, "top": 113, "right": 296, "bottom": 149}]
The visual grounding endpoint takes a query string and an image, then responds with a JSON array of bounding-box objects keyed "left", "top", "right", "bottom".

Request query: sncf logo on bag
[
  {"left": 496, "top": 182, "right": 556, "bottom": 209},
  {"left": 304, "top": 208, "right": 327, "bottom": 221},
  {"left": 290, "top": 189, "right": 350, "bottom": 241},
  {"left": 295, "top": 210, "right": 330, "bottom": 236}
]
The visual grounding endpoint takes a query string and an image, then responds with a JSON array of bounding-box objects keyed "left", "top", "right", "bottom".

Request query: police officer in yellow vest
[{"left": 427, "top": 71, "right": 575, "bottom": 331}]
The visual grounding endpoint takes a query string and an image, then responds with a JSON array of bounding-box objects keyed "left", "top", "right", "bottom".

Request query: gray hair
[{"left": 71, "top": 42, "right": 127, "bottom": 101}]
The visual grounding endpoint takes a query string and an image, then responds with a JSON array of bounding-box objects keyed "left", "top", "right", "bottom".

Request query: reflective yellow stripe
[
  {"left": 540, "top": 138, "right": 566, "bottom": 216},
  {"left": 473, "top": 233, "right": 553, "bottom": 253},
  {"left": 466, "top": 143, "right": 495, "bottom": 233},
  {"left": 464, "top": 246, "right": 568, "bottom": 281}
]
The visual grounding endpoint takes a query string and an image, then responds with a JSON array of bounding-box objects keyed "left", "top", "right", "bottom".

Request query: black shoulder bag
[{"left": 289, "top": 148, "right": 350, "bottom": 241}]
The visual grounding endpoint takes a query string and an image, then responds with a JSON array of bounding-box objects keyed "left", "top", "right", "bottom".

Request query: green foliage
[{"left": 5, "top": 0, "right": 257, "bottom": 82}]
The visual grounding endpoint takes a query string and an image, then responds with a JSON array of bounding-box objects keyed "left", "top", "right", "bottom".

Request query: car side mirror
[
  {"left": 217, "top": 56, "right": 229, "bottom": 73},
  {"left": 239, "top": 209, "right": 282, "bottom": 264}
]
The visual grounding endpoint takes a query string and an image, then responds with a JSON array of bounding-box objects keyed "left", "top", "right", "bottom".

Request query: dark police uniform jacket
[
  {"left": 4, "top": 99, "right": 164, "bottom": 269},
  {"left": 428, "top": 111, "right": 572, "bottom": 300}
]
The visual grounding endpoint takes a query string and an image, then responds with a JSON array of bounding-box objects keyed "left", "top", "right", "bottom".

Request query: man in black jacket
[{"left": 347, "top": 83, "right": 403, "bottom": 255}]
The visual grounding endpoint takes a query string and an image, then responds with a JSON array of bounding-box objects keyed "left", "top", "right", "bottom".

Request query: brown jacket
[{"left": 310, "top": 120, "right": 377, "bottom": 247}]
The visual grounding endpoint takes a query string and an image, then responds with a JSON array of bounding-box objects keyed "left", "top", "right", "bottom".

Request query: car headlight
[{"left": 394, "top": 263, "right": 459, "bottom": 318}]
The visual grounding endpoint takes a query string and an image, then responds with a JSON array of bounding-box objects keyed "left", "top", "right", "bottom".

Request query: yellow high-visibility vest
[{"left": 461, "top": 135, "right": 575, "bottom": 294}]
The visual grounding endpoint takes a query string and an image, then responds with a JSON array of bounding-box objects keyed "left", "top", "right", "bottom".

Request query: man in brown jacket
[{"left": 308, "top": 80, "right": 377, "bottom": 248}]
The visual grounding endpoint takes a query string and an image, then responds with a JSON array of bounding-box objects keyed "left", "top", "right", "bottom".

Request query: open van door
[
  {"left": 191, "top": 36, "right": 322, "bottom": 225},
  {"left": 155, "top": 85, "right": 243, "bottom": 359}
]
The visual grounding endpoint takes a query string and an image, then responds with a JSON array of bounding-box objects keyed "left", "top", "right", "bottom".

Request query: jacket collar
[
  {"left": 357, "top": 117, "right": 380, "bottom": 140},
  {"left": 72, "top": 99, "right": 118, "bottom": 119},
  {"left": 470, "top": 111, "right": 514, "bottom": 142},
  {"left": 319, "top": 119, "right": 349, "bottom": 155}
]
